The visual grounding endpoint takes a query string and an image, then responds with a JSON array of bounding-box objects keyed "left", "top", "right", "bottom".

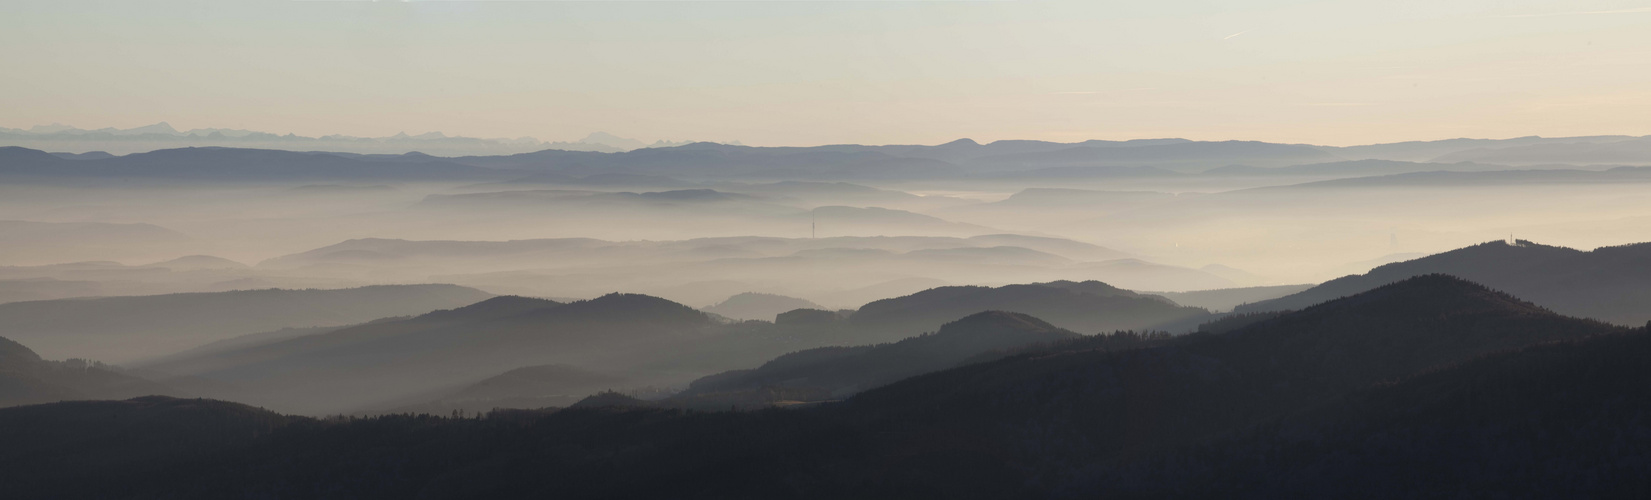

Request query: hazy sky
[{"left": 4, "top": 0, "right": 1649, "bottom": 146}]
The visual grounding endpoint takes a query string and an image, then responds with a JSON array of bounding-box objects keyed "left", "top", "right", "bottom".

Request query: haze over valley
[
  {"left": 6, "top": 132, "right": 1651, "bottom": 416},
  {"left": 6, "top": 0, "right": 1651, "bottom": 497}
]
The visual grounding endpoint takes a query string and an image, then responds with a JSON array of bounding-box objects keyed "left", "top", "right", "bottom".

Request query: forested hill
[{"left": 2, "top": 275, "right": 1643, "bottom": 498}]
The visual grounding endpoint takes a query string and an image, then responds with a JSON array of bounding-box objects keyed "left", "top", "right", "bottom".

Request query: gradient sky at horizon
[{"left": 4, "top": 0, "right": 1649, "bottom": 146}]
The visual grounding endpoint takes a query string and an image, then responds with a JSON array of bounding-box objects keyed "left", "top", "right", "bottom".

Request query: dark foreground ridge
[{"left": 0, "top": 275, "right": 1644, "bottom": 498}]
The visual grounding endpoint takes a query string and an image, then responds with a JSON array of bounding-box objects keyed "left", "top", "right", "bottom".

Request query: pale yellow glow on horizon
[{"left": 3, "top": 0, "right": 1649, "bottom": 147}]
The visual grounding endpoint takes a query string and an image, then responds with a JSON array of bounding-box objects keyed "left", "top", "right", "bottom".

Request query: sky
[{"left": 3, "top": 0, "right": 1649, "bottom": 146}]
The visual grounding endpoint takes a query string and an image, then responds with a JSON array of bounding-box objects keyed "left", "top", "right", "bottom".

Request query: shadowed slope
[
  {"left": 1237, "top": 240, "right": 1651, "bottom": 325},
  {"left": 144, "top": 293, "right": 712, "bottom": 414},
  {"left": 674, "top": 311, "right": 1079, "bottom": 408}
]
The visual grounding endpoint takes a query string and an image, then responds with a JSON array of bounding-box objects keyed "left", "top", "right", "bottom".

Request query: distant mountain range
[
  {"left": 1327, "top": 135, "right": 1646, "bottom": 162},
  {"left": 1433, "top": 136, "right": 1651, "bottom": 165},
  {"left": 0, "top": 123, "right": 715, "bottom": 155},
  {"left": 254, "top": 234, "right": 1231, "bottom": 307},
  {"left": 4, "top": 132, "right": 1648, "bottom": 184},
  {"left": 1270, "top": 165, "right": 1651, "bottom": 188}
]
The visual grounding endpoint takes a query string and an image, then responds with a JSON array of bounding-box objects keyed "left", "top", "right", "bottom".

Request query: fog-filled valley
[
  {"left": 14, "top": 0, "right": 1651, "bottom": 493},
  {"left": 8, "top": 136, "right": 1651, "bottom": 290},
  {"left": 6, "top": 134, "right": 1651, "bottom": 497}
]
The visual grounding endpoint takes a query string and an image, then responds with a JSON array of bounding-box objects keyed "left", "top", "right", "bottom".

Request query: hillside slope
[
  {"left": 1236, "top": 240, "right": 1651, "bottom": 324},
  {"left": 0, "top": 276, "right": 1634, "bottom": 498},
  {"left": 674, "top": 311, "right": 1079, "bottom": 408},
  {"left": 142, "top": 294, "right": 717, "bottom": 414}
]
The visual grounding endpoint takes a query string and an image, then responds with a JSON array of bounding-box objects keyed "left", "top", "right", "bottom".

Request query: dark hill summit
[
  {"left": 0, "top": 336, "right": 180, "bottom": 408},
  {"left": 774, "top": 308, "right": 844, "bottom": 325},
  {"left": 1236, "top": 240, "right": 1651, "bottom": 324},
  {"left": 0, "top": 335, "right": 41, "bottom": 366},
  {"left": 0, "top": 336, "right": 66, "bottom": 407},
  {"left": 1034, "top": 279, "right": 1149, "bottom": 298},
  {"left": 508, "top": 293, "right": 710, "bottom": 327},
  {"left": 942, "top": 309, "right": 1062, "bottom": 333},
  {"left": 141, "top": 293, "right": 713, "bottom": 415},
  {"left": 415, "top": 295, "right": 563, "bottom": 323},
  {"left": 849, "top": 280, "right": 1208, "bottom": 337},
  {"left": 0, "top": 146, "right": 69, "bottom": 174}
]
